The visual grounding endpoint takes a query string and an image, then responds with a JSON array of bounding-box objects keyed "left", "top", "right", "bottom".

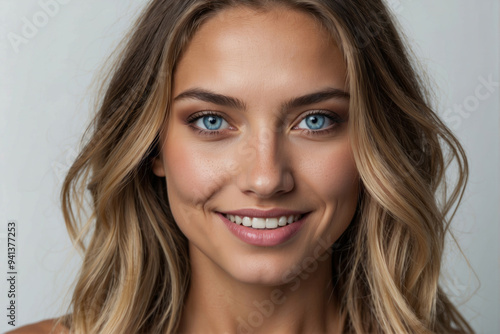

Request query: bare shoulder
[{"left": 5, "top": 319, "right": 68, "bottom": 334}]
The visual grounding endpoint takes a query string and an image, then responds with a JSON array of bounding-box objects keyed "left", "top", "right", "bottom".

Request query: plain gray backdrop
[{"left": 1, "top": 0, "right": 499, "bottom": 332}]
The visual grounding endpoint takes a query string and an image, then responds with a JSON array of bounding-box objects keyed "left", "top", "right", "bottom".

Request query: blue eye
[
  {"left": 297, "top": 114, "right": 332, "bottom": 130},
  {"left": 193, "top": 115, "right": 229, "bottom": 131}
]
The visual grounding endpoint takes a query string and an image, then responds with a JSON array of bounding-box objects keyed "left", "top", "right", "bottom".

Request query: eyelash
[
  {"left": 294, "top": 110, "right": 345, "bottom": 136},
  {"left": 186, "top": 111, "right": 229, "bottom": 137},
  {"left": 186, "top": 110, "right": 345, "bottom": 137}
]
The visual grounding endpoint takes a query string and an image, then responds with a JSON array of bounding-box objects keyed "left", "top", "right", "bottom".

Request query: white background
[{"left": 0, "top": 0, "right": 498, "bottom": 333}]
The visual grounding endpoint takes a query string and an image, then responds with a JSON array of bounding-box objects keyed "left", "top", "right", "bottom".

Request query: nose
[{"left": 235, "top": 127, "right": 294, "bottom": 199}]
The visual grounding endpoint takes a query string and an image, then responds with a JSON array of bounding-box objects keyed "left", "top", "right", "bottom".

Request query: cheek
[
  {"left": 298, "top": 140, "right": 359, "bottom": 202},
  {"left": 300, "top": 141, "right": 359, "bottom": 243},
  {"left": 162, "top": 139, "right": 232, "bottom": 211}
]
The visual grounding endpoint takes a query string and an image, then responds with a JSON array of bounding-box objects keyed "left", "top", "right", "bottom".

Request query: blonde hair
[{"left": 60, "top": 0, "right": 474, "bottom": 333}]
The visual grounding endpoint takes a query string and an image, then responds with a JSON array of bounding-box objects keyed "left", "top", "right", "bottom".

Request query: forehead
[
  {"left": 173, "top": 5, "right": 347, "bottom": 98},
  {"left": 191, "top": 5, "right": 332, "bottom": 48}
]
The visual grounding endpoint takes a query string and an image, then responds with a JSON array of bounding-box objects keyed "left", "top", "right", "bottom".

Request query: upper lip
[{"left": 219, "top": 208, "right": 307, "bottom": 218}]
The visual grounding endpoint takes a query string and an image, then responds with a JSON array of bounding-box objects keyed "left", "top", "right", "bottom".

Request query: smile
[
  {"left": 218, "top": 211, "right": 308, "bottom": 247},
  {"left": 222, "top": 214, "right": 303, "bottom": 229}
]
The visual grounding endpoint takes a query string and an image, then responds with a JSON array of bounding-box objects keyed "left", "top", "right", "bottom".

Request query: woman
[{"left": 9, "top": 0, "right": 474, "bottom": 333}]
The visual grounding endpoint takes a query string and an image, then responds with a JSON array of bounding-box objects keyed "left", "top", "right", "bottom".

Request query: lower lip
[{"left": 217, "top": 213, "right": 307, "bottom": 247}]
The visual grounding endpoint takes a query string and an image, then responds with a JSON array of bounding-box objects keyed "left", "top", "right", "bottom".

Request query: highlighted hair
[{"left": 60, "top": 0, "right": 474, "bottom": 333}]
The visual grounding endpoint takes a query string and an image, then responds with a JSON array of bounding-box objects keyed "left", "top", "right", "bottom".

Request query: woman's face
[{"left": 153, "top": 6, "right": 359, "bottom": 285}]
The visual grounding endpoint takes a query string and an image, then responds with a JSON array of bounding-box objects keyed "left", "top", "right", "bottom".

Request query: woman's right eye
[{"left": 189, "top": 113, "right": 230, "bottom": 131}]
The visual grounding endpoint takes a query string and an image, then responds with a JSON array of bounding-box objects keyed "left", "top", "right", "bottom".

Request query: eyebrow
[
  {"left": 173, "top": 87, "right": 350, "bottom": 112},
  {"left": 174, "top": 88, "right": 247, "bottom": 110},
  {"left": 281, "top": 87, "right": 350, "bottom": 112}
]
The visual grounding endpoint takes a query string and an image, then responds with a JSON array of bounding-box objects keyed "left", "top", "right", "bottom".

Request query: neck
[{"left": 179, "top": 244, "right": 343, "bottom": 334}]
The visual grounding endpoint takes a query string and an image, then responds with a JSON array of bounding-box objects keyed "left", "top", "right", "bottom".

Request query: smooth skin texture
[{"left": 152, "top": 6, "right": 360, "bottom": 334}]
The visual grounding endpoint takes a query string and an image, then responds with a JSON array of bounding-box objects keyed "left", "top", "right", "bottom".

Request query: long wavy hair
[{"left": 59, "top": 0, "right": 474, "bottom": 333}]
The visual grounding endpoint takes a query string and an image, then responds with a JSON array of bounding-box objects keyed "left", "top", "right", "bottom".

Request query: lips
[{"left": 217, "top": 209, "right": 309, "bottom": 246}]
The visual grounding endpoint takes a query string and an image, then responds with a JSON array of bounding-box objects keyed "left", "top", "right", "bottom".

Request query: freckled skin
[{"left": 153, "top": 6, "right": 359, "bottom": 333}]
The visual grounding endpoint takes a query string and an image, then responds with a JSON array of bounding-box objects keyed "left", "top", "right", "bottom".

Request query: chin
[{"left": 220, "top": 249, "right": 319, "bottom": 287}]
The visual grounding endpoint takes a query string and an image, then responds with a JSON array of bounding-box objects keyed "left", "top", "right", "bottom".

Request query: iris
[
  {"left": 202, "top": 115, "right": 223, "bottom": 130},
  {"left": 303, "top": 115, "right": 326, "bottom": 130}
]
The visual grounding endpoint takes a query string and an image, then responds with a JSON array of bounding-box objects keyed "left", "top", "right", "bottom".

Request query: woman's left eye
[{"left": 296, "top": 113, "right": 335, "bottom": 131}]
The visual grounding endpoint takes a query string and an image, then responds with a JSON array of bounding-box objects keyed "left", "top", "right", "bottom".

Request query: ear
[{"left": 152, "top": 155, "right": 166, "bottom": 177}]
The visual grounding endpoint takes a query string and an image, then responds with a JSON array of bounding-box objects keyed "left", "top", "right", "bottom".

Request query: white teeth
[
  {"left": 265, "top": 218, "right": 278, "bottom": 229},
  {"left": 252, "top": 218, "right": 266, "bottom": 229},
  {"left": 235, "top": 216, "right": 242, "bottom": 225},
  {"left": 242, "top": 216, "right": 252, "bottom": 227},
  {"left": 225, "top": 214, "right": 303, "bottom": 229}
]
